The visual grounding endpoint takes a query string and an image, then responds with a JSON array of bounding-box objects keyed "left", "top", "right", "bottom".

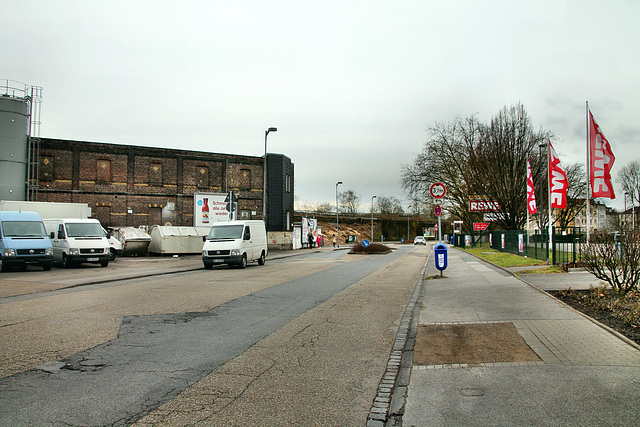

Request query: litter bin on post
[{"left": 434, "top": 243, "right": 448, "bottom": 276}]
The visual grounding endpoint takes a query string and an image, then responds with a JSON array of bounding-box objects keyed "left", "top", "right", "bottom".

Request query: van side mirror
[
  {"left": 50, "top": 232, "right": 55, "bottom": 239},
  {"left": 203, "top": 236, "right": 207, "bottom": 242}
]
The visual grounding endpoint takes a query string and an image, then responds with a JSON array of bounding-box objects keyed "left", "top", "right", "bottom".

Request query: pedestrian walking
[{"left": 332, "top": 234, "right": 336, "bottom": 248}]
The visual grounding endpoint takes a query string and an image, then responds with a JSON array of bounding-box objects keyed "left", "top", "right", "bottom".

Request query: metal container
[
  {"left": 112, "top": 227, "right": 151, "bottom": 257},
  {"left": 148, "top": 226, "right": 211, "bottom": 254}
]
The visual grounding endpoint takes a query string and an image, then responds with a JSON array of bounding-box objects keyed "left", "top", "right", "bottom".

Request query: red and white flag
[
  {"left": 526, "top": 158, "right": 537, "bottom": 214},
  {"left": 549, "top": 142, "right": 568, "bottom": 209},
  {"left": 589, "top": 111, "right": 616, "bottom": 199}
]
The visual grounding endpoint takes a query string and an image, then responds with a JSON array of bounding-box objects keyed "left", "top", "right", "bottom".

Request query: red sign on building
[
  {"left": 469, "top": 200, "right": 501, "bottom": 212},
  {"left": 473, "top": 222, "right": 490, "bottom": 231}
]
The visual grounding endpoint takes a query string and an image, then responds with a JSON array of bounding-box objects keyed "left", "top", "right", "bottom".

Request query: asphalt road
[{"left": 0, "top": 246, "right": 427, "bottom": 426}]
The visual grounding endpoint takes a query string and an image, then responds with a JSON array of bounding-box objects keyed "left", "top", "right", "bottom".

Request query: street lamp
[
  {"left": 263, "top": 127, "right": 277, "bottom": 224},
  {"left": 625, "top": 192, "right": 629, "bottom": 231},
  {"left": 371, "top": 195, "right": 377, "bottom": 242},
  {"left": 336, "top": 181, "right": 342, "bottom": 247}
]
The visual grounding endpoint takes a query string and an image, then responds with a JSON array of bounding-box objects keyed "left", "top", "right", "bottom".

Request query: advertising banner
[{"left": 194, "top": 193, "right": 235, "bottom": 226}]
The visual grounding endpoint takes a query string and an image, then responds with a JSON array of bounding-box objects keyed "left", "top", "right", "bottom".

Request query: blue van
[{"left": 0, "top": 211, "right": 54, "bottom": 272}]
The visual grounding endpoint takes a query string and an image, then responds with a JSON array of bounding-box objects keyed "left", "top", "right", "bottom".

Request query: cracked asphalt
[{"left": 0, "top": 246, "right": 426, "bottom": 426}]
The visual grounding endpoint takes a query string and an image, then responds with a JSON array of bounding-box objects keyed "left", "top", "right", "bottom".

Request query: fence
[{"left": 453, "top": 228, "right": 584, "bottom": 266}]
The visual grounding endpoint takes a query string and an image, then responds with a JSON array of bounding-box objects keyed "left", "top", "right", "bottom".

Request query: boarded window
[
  {"left": 149, "top": 207, "right": 162, "bottom": 226},
  {"left": 95, "top": 205, "right": 111, "bottom": 227},
  {"left": 150, "top": 162, "right": 162, "bottom": 185},
  {"left": 197, "top": 166, "right": 209, "bottom": 188},
  {"left": 41, "top": 155, "right": 54, "bottom": 181},
  {"left": 239, "top": 169, "right": 251, "bottom": 190},
  {"left": 97, "top": 159, "right": 111, "bottom": 183}
]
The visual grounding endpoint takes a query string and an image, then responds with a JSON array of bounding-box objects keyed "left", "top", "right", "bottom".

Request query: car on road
[{"left": 413, "top": 236, "right": 426, "bottom": 245}]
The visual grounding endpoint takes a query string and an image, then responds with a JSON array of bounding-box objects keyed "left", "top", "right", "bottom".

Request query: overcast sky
[{"left": 3, "top": 0, "right": 639, "bottom": 211}]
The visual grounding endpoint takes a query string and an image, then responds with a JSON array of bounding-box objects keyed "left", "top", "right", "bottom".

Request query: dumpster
[
  {"left": 112, "top": 227, "right": 152, "bottom": 257},
  {"left": 434, "top": 243, "right": 448, "bottom": 272},
  {"left": 148, "top": 226, "right": 211, "bottom": 254}
]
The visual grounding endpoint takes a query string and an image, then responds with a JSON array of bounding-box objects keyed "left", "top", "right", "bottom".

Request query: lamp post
[
  {"left": 625, "top": 192, "right": 629, "bottom": 231},
  {"left": 263, "top": 127, "right": 277, "bottom": 224},
  {"left": 336, "top": 181, "right": 342, "bottom": 247},
  {"left": 371, "top": 195, "right": 377, "bottom": 242}
]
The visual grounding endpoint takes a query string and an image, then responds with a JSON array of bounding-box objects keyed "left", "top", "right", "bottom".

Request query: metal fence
[{"left": 453, "top": 228, "right": 584, "bottom": 266}]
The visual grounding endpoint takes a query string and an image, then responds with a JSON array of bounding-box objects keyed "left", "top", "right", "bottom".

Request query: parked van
[
  {"left": 43, "top": 218, "right": 110, "bottom": 268},
  {"left": 0, "top": 211, "right": 53, "bottom": 272},
  {"left": 201, "top": 220, "right": 267, "bottom": 269}
]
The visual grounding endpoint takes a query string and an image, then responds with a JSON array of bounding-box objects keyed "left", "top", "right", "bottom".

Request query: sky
[{"left": 3, "top": 0, "right": 639, "bottom": 212}]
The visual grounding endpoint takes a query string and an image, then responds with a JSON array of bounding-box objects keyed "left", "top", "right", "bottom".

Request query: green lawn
[{"left": 460, "top": 247, "right": 546, "bottom": 268}]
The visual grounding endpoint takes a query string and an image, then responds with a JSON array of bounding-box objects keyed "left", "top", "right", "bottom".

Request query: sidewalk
[{"left": 401, "top": 247, "right": 640, "bottom": 426}]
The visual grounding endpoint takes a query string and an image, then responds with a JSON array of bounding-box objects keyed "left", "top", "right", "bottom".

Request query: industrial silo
[{"left": 0, "top": 79, "right": 41, "bottom": 201}]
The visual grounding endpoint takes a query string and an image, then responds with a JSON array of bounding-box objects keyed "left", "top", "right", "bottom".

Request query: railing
[{"left": 453, "top": 228, "right": 585, "bottom": 266}]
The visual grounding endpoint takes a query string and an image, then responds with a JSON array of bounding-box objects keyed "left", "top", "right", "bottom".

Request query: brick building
[{"left": 36, "top": 138, "right": 294, "bottom": 231}]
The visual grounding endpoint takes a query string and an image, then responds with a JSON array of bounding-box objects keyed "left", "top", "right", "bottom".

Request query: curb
[{"left": 366, "top": 253, "right": 429, "bottom": 426}]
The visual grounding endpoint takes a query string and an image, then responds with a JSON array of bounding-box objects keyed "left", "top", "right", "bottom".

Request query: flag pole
[
  {"left": 547, "top": 140, "right": 552, "bottom": 265},
  {"left": 586, "top": 101, "right": 591, "bottom": 244}
]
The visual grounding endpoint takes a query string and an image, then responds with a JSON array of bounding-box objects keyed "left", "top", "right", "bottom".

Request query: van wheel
[
  {"left": 62, "top": 255, "right": 72, "bottom": 269},
  {"left": 238, "top": 254, "right": 247, "bottom": 269},
  {"left": 109, "top": 249, "right": 117, "bottom": 261},
  {"left": 0, "top": 258, "right": 6, "bottom": 272},
  {"left": 100, "top": 260, "right": 109, "bottom": 267},
  {"left": 258, "top": 251, "right": 265, "bottom": 265},
  {"left": 42, "top": 263, "right": 52, "bottom": 271},
  {"left": 203, "top": 261, "right": 213, "bottom": 269}
]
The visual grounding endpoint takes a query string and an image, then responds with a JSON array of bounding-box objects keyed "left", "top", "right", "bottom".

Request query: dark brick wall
[{"left": 36, "top": 138, "right": 288, "bottom": 229}]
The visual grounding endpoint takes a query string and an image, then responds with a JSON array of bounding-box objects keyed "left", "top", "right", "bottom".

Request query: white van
[
  {"left": 201, "top": 220, "right": 267, "bottom": 269},
  {"left": 43, "top": 218, "right": 110, "bottom": 268}
]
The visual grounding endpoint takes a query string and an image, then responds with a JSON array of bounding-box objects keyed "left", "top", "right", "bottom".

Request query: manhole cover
[{"left": 413, "top": 322, "right": 540, "bottom": 365}]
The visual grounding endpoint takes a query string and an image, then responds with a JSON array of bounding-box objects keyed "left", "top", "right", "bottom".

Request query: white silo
[{"left": 0, "top": 79, "right": 42, "bottom": 201}]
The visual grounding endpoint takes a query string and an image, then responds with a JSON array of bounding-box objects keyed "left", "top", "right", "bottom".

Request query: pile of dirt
[{"left": 317, "top": 221, "right": 373, "bottom": 245}]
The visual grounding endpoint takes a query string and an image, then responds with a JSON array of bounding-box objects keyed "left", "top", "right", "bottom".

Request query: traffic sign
[
  {"left": 362, "top": 239, "right": 370, "bottom": 248},
  {"left": 434, "top": 205, "right": 442, "bottom": 217},
  {"left": 473, "top": 222, "right": 489, "bottom": 231},
  {"left": 430, "top": 182, "right": 446, "bottom": 198}
]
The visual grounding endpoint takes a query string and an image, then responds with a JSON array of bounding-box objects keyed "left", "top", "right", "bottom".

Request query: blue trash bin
[{"left": 434, "top": 243, "right": 448, "bottom": 272}]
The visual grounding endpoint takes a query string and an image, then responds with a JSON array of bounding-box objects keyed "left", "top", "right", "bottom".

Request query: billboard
[{"left": 193, "top": 193, "right": 236, "bottom": 226}]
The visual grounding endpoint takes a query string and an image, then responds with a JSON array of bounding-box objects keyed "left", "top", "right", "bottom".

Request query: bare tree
[
  {"left": 555, "top": 162, "right": 587, "bottom": 229},
  {"left": 339, "top": 189, "right": 361, "bottom": 214},
  {"left": 403, "top": 103, "right": 551, "bottom": 231},
  {"left": 376, "top": 195, "right": 405, "bottom": 216},
  {"left": 402, "top": 114, "right": 480, "bottom": 231},
  {"left": 471, "top": 104, "right": 549, "bottom": 230},
  {"left": 618, "top": 160, "right": 640, "bottom": 229}
]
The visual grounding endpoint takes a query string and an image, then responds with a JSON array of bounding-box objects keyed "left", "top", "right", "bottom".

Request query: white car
[{"left": 414, "top": 236, "right": 427, "bottom": 245}]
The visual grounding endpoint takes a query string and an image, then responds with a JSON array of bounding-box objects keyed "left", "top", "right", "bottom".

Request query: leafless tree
[
  {"left": 581, "top": 232, "right": 640, "bottom": 300},
  {"left": 403, "top": 103, "right": 551, "bottom": 231},
  {"left": 402, "top": 114, "right": 480, "bottom": 231},
  {"left": 376, "top": 195, "right": 405, "bottom": 216},
  {"left": 555, "top": 162, "right": 587, "bottom": 229},
  {"left": 339, "top": 189, "right": 361, "bottom": 214},
  {"left": 618, "top": 160, "right": 640, "bottom": 229}
]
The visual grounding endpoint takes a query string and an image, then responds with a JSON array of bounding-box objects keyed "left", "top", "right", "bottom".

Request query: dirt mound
[{"left": 317, "top": 221, "right": 373, "bottom": 245}]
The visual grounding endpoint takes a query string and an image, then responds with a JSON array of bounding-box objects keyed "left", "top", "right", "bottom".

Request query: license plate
[
  {"left": 213, "top": 259, "right": 224, "bottom": 263},
  {"left": 87, "top": 257, "right": 99, "bottom": 262}
]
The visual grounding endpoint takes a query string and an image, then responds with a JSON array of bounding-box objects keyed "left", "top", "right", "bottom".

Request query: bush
[
  {"left": 349, "top": 243, "right": 392, "bottom": 254},
  {"left": 580, "top": 232, "right": 640, "bottom": 300}
]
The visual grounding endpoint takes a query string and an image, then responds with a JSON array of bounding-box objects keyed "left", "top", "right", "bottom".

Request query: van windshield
[
  {"left": 1, "top": 221, "right": 48, "bottom": 238},
  {"left": 65, "top": 223, "right": 105, "bottom": 238},
  {"left": 208, "top": 225, "right": 244, "bottom": 239}
]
